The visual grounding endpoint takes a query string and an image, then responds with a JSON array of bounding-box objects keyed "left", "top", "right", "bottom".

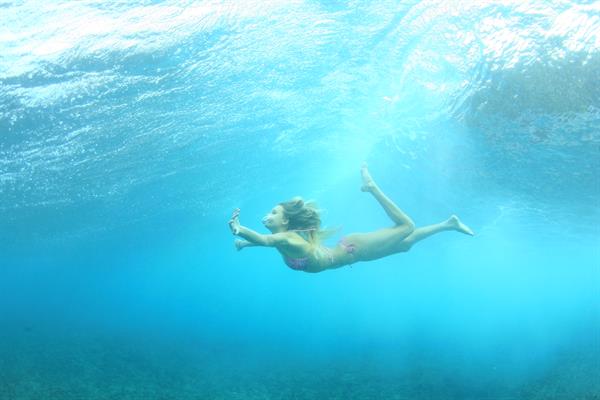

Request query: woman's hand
[{"left": 228, "top": 208, "right": 241, "bottom": 235}]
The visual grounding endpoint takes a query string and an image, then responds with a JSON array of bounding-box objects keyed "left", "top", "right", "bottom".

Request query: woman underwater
[{"left": 228, "top": 164, "right": 474, "bottom": 273}]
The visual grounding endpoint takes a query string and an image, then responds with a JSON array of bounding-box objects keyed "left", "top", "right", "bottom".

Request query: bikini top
[
  {"left": 282, "top": 229, "right": 314, "bottom": 271},
  {"left": 284, "top": 255, "right": 310, "bottom": 271},
  {"left": 283, "top": 229, "right": 335, "bottom": 271}
]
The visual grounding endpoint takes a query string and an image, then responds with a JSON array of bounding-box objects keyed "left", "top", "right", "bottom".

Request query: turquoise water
[{"left": 1, "top": 1, "right": 599, "bottom": 399}]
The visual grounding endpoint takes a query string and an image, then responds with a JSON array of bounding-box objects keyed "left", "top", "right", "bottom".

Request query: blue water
[{"left": 1, "top": 1, "right": 599, "bottom": 399}]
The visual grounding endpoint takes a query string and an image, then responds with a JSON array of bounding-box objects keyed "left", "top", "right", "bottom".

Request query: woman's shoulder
[
  {"left": 286, "top": 231, "right": 309, "bottom": 244},
  {"left": 282, "top": 231, "right": 319, "bottom": 251}
]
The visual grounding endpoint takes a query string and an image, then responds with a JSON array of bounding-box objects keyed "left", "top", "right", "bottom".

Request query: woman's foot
[
  {"left": 360, "top": 163, "right": 377, "bottom": 192},
  {"left": 235, "top": 239, "right": 246, "bottom": 251},
  {"left": 446, "top": 215, "right": 474, "bottom": 236}
]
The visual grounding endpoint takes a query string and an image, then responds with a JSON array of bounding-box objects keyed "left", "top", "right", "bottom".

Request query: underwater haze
[{"left": 1, "top": 1, "right": 599, "bottom": 399}]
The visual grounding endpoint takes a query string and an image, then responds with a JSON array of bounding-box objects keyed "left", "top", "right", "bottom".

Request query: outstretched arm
[
  {"left": 228, "top": 209, "right": 289, "bottom": 247},
  {"left": 235, "top": 239, "right": 257, "bottom": 251},
  {"left": 236, "top": 225, "right": 288, "bottom": 246}
]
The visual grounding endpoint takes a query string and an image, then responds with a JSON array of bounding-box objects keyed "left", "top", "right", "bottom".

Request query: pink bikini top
[{"left": 284, "top": 255, "right": 310, "bottom": 271}]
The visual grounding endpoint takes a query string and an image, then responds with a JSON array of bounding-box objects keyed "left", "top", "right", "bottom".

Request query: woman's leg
[
  {"left": 331, "top": 166, "right": 473, "bottom": 266},
  {"left": 338, "top": 216, "right": 474, "bottom": 265},
  {"left": 403, "top": 215, "right": 474, "bottom": 248},
  {"left": 361, "top": 163, "right": 415, "bottom": 230}
]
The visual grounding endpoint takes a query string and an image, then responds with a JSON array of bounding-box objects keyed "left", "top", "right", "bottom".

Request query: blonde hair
[{"left": 279, "top": 196, "right": 336, "bottom": 246}]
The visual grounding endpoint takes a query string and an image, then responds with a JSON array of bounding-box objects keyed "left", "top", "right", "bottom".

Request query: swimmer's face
[{"left": 262, "top": 205, "right": 289, "bottom": 232}]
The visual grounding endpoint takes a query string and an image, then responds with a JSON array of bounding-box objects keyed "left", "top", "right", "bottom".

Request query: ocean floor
[{"left": 1, "top": 328, "right": 599, "bottom": 400}]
